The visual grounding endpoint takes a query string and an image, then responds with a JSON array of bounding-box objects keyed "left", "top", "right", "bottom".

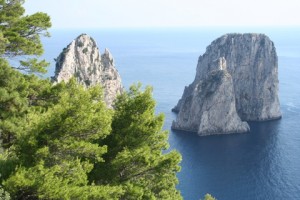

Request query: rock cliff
[
  {"left": 52, "top": 34, "right": 123, "bottom": 107},
  {"left": 172, "top": 33, "right": 281, "bottom": 136}
]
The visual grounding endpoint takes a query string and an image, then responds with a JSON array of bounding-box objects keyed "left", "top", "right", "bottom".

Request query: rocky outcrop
[
  {"left": 172, "top": 58, "right": 250, "bottom": 135},
  {"left": 172, "top": 33, "right": 281, "bottom": 136},
  {"left": 52, "top": 34, "right": 123, "bottom": 107}
]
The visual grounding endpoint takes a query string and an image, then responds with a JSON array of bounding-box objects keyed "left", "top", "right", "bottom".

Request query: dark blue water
[{"left": 42, "top": 27, "right": 300, "bottom": 200}]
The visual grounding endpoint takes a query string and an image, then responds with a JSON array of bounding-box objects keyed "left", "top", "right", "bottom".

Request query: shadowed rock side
[
  {"left": 172, "top": 33, "right": 281, "bottom": 136},
  {"left": 52, "top": 34, "right": 123, "bottom": 108},
  {"left": 172, "top": 58, "right": 250, "bottom": 135}
]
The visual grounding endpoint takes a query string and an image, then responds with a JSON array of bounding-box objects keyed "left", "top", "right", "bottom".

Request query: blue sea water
[{"left": 42, "top": 27, "right": 300, "bottom": 200}]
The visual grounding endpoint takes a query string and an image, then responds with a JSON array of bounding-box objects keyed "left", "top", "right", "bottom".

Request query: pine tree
[
  {"left": 0, "top": 0, "right": 52, "bottom": 158},
  {"left": 91, "top": 84, "right": 183, "bottom": 200},
  {"left": 1, "top": 80, "right": 124, "bottom": 199},
  {"left": 0, "top": 59, "right": 52, "bottom": 148},
  {"left": 0, "top": 1, "right": 183, "bottom": 199},
  {"left": 0, "top": 0, "right": 51, "bottom": 73}
]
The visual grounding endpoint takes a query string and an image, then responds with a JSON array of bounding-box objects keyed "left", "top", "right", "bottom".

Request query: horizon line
[{"left": 48, "top": 25, "right": 300, "bottom": 30}]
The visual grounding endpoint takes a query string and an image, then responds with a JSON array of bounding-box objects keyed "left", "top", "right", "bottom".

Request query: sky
[{"left": 24, "top": 0, "right": 300, "bottom": 29}]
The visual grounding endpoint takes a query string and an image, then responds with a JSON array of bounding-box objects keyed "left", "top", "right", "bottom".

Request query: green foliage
[
  {"left": 0, "top": 0, "right": 51, "bottom": 73},
  {"left": 0, "top": 58, "right": 51, "bottom": 149},
  {"left": 77, "top": 41, "right": 84, "bottom": 47},
  {"left": 19, "top": 58, "right": 49, "bottom": 74},
  {"left": 14, "top": 79, "right": 112, "bottom": 165},
  {"left": 91, "top": 84, "right": 183, "bottom": 199},
  {"left": 201, "top": 193, "right": 216, "bottom": 200},
  {"left": 0, "top": 185, "right": 10, "bottom": 200},
  {"left": 1, "top": 79, "right": 125, "bottom": 199},
  {"left": 0, "top": 2, "right": 183, "bottom": 199},
  {"left": 82, "top": 47, "right": 88, "bottom": 53},
  {"left": 1, "top": 79, "right": 182, "bottom": 199},
  {"left": 4, "top": 160, "right": 123, "bottom": 199}
]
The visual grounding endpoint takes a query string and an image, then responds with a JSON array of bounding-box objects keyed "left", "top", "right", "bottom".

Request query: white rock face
[
  {"left": 172, "top": 57, "right": 250, "bottom": 135},
  {"left": 172, "top": 33, "right": 281, "bottom": 136},
  {"left": 52, "top": 34, "right": 123, "bottom": 108}
]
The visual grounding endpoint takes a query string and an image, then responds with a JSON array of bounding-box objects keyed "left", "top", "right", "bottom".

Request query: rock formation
[
  {"left": 52, "top": 34, "right": 123, "bottom": 108},
  {"left": 172, "top": 33, "right": 281, "bottom": 136}
]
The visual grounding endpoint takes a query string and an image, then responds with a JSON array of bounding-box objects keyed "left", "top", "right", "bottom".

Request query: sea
[{"left": 41, "top": 27, "right": 300, "bottom": 200}]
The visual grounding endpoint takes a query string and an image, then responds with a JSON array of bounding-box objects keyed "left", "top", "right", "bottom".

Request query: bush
[
  {"left": 0, "top": 185, "right": 10, "bottom": 200},
  {"left": 82, "top": 48, "right": 88, "bottom": 53},
  {"left": 201, "top": 193, "right": 216, "bottom": 200}
]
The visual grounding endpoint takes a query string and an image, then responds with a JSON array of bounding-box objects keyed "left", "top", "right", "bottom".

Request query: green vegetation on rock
[{"left": 202, "top": 193, "right": 217, "bottom": 200}]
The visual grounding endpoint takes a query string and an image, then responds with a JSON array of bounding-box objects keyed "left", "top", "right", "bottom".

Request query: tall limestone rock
[
  {"left": 172, "top": 33, "right": 281, "bottom": 136},
  {"left": 172, "top": 58, "right": 250, "bottom": 135},
  {"left": 52, "top": 34, "right": 123, "bottom": 108}
]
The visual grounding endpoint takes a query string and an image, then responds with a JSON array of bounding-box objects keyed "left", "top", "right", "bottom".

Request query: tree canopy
[
  {"left": 91, "top": 84, "right": 182, "bottom": 199},
  {"left": 1, "top": 80, "right": 125, "bottom": 199},
  {"left": 0, "top": 80, "right": 182, "bottom": 199},
  {"left": 0, "top": 1, "right": 183, "bottom": 199},
  {"left": 0, "top": 0, "right": 51, "bottom": 73}
]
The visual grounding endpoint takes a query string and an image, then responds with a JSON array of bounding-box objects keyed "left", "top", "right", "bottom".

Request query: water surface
[{"left": 42, "top": 27, "right": 300, "bottom": 199}]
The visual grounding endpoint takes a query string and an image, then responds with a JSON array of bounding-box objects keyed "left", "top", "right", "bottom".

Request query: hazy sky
[{"left": 24, "top": 0, "right": 300, "bottom": 29}]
